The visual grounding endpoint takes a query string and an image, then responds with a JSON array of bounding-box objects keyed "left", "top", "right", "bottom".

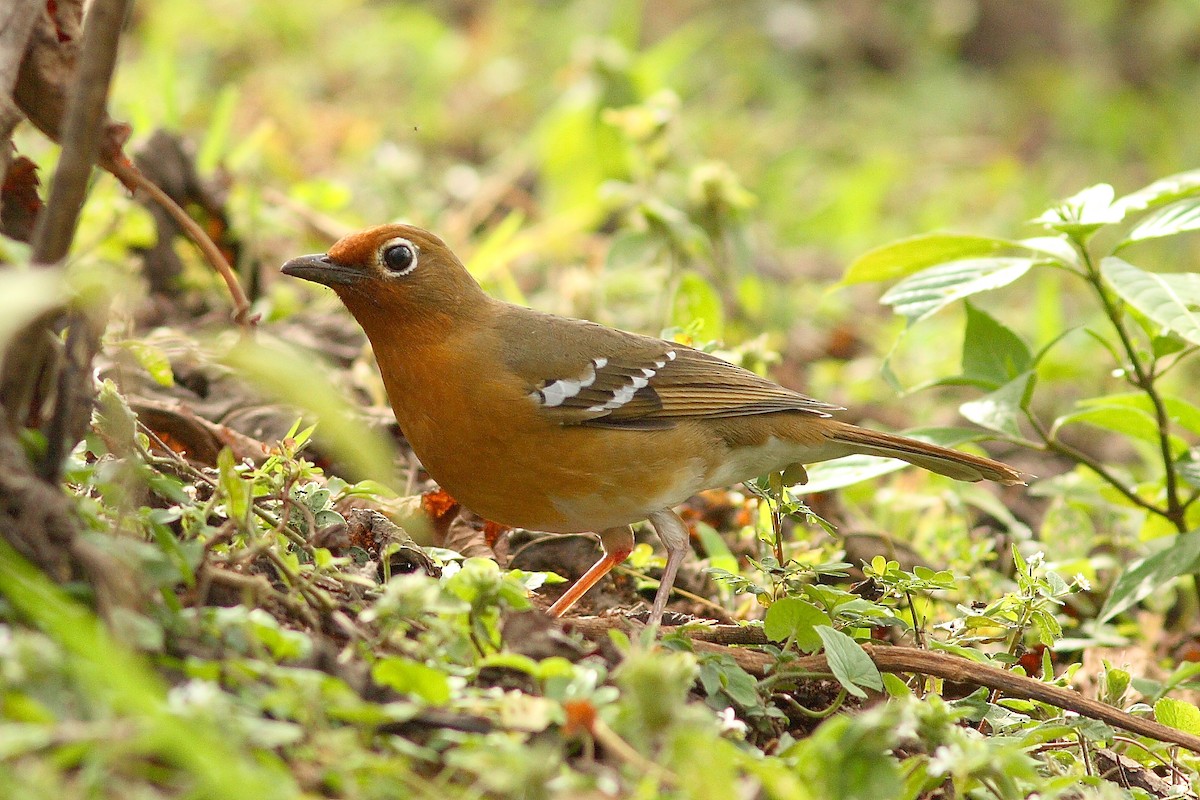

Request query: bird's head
[{"left": 281, "top": 224, "right": 489, "bottom": 341}]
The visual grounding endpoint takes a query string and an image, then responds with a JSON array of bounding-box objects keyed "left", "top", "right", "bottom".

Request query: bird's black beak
[{"left": 280, "top": 253, "right": 364, "bottom": 286}]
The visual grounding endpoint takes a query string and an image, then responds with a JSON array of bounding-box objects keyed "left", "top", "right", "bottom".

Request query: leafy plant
[{"left": 846, "top": 173, "right": 1200, "bottom": 617}]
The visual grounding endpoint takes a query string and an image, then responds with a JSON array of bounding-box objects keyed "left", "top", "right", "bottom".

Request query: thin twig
[
  {"left": 107, "top": 160, "right": 255, "bottom": 324},
  {"left": 1025, "top": 409, "right": 1162, "bottom": 516}
]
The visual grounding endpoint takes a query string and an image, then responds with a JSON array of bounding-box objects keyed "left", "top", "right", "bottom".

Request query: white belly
[{"left": 703, "top": 435, "right": 846, "bottom": 488}]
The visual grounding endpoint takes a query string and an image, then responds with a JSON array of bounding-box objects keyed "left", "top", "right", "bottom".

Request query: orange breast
[{"left": 372, "top": 340, "right": 720, "bottom": 532}]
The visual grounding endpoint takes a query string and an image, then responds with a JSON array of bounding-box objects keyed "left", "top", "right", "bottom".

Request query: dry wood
[{"left": 561, "top": 616, "right": 1200, "bottom": 754}]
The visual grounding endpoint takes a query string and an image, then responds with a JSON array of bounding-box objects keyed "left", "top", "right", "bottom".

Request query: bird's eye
[{"left": 381, "top": 240, "right": 417, "bottom": 274}]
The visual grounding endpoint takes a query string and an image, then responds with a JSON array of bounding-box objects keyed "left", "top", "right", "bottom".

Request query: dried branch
[
  {"left": 107, "top": 159, "right": 253, "bottom": 321},
  {"left": 0, "top": 0, "right": 42, "bottom": 177},
  {"left": 31, "top": 0, "right": 131, "bottom": 264},
  {"left": 560, "top": 617, "right": 1200, "bottom": 754}
]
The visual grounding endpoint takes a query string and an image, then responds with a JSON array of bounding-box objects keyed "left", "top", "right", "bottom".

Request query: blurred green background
[{"left": 21, "top": 0, "right": 1200, "bottom": 415}]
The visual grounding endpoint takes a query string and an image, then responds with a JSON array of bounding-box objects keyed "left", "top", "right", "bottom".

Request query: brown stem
[
  {"left": 1, "top": 0, "right": 129, "bottom": 435},
  {"left": 107, "top": 159, "right": 255, "bottom": 324},
  {"left": 31, "top": 0, "right": 131, "bottom": 264}
]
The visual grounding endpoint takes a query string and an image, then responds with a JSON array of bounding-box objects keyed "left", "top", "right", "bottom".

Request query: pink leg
[
  {"left": 546, "top": 526, "right": 634, "bottom": 618},
  {"left": 646, "top": 509, "right": 691, "bottom": 627}
]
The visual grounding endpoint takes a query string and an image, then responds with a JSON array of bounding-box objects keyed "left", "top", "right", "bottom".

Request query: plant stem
[
  {"left": 1024, "top": 410, "right": 1164, "bottom": 517},
  {"left": 1076, "top": 243, "right": 1186, "bottom": 532}
]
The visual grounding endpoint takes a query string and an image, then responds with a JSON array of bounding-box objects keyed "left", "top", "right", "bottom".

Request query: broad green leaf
[
  {"left": 1101, "top": 257, "right": 1200, "bottom": 346},
  {"left": 1053, "top": 404, "right": 1187, "bottom": 453},
  {"left": 1155, "top": 697, "right": 1200, "bottom": 736},
  {"left": 1113, "top": 169, "right": 1200, "bottom": 214},
  {"left": 960, "top": 302, "right": 1032, "bottom": 389},
  {"left": 959, "top": 372, "right": 1034, "bottom": 439},
  {"left": 372, "top": 657, "right": 452, "bottom": 705},
  {"left": 1123, "top": 198, "right": 1200, "bottom": 245},
  {"left": 841, "top": 233, "right": 1011, "bottom": 286},
  {"left": 816, "top": 626, "right": 882, "bottom": 699},
  {"left": 794, "top": 453, "right": 909, "bottom": 493},
  {"left": 698, "top": 654, "right": 762, "bottom": 709},
  {"left": 763, "top": 597, "right": 830, "bottom": 652},
  {"left": 1035, "top": 183, "right": 1125, "bottom": 237},
  {"left": 880, "top": 258, "right": 1033, "bottom": 323},
  {"left": 1152, "top": 332, "right": 1187, "bottom": 359},
  {"left": 694, "top": 521, "right": 738, "bottom": 574},
  {"left": 1071, "top": 392, "right": 1200, "bottom": 437},
  {"left": 796, "top": 428, "right": 998, "bottom": 493},
  {"left": 1099, "top": 531, "right": 1200, "bottom": 621}
]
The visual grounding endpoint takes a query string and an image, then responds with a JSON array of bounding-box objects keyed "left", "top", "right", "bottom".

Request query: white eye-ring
[{"left": 379, "top": 237, "right": 419, "bottom": 276}]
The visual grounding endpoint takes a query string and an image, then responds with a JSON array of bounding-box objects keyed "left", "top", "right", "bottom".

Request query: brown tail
[{"left": 827, "top": 421, "right": 1024, "bottom": 485}]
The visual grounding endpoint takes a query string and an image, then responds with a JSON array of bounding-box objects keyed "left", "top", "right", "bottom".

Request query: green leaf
[
  {"left": 94, "top": 380, "right": 138, "bottom": 454},
  {"left": 697, "top": 654, "right": 762, "bottom": 709},
  {"left": 671, "top": 272, "right": 724, "bottom": 338},
  {"left": 121, "top": 340, "right": 175, "bottom": 387},
  {"left": 1113, "top": 169, "right": 1200, "bottom": 214},
  {"left": 1179, "top": 450, "right": 1200, "bottom": 490},
  {"left": 1100, "top": 531, "right": 1200, "bottom": 621},
  {"left": 694, "top": 521, "right": 738, "bottom": 574},
  {"left": 371, "top": 657, "right": 452, "bottom": 705},
  {"left": 1123, "top": 198, "right": 1200, "bottom": 245},
  {"left": 1152, "top": 332, "right": 1187, "bottom": 359},
  {"left": 217, "top": 447, "right": 251, "bottom": 525},
  {"left": 960, "top": 302, "right": 1032, "bottom": 389},
  {"left": 1055, "top": 393, "right": 1198, "bottom": 450},
  {"left": 793, "top": 454, "right": 910, "bottom": 493},
  {"left": 959, "top": 371, "right": 1035, "bottom": 439},
  {"left": 763, "top": 597, "right": 831, "bottom": 652},
  {"left": 880, "top": 258, "right": 1033, "bottom": 324},
  {"left": 1035, "top": 183, "right": 1125, "bottom": 237},
  {"left": 841, "top": 233, "right": 1012, "bottom": 286},
  {"left": 1101, "top": 257, "right": 1200, "bottom": 346},
  {"left": 1053, "top": 405, "right": 1165, "bottom": 449},
  {"left": 816, "top": 626, "right": 882, "bottom": 699},
  {"left": 1155, "top": 697, "right": 1200, "bottom": 736},
  {"left": 0, "top": 539, "right": 295, "bottom": 798},
  {"left": 1017, "top": 236, "right": 1079, "bottom": 264}
]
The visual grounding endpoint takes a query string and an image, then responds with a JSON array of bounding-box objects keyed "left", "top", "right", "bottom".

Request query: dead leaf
[{"left": 1, "top": 155, "right": 42, "bottom": 241}]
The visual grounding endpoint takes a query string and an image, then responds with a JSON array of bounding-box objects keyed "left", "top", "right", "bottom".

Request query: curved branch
[
  {"left": 561, "top": 617, "right": 1200, "bottom": 753},
  {"left": 107, "top": 158, "right": 254, "bottom": 324}
]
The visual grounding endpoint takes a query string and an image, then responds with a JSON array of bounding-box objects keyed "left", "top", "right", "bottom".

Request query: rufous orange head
[{"left": 281, "top": 224, "right": 490, "bottom": 341}]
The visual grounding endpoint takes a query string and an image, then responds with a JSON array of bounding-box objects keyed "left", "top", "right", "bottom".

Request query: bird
[{"left": 282, "top": 224, "right": 1023, "bottom": 626}]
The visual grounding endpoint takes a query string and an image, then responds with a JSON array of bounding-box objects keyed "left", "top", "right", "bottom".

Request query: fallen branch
[{"left": 559, "top": 616, "right": 1200, "bottom": 754}]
